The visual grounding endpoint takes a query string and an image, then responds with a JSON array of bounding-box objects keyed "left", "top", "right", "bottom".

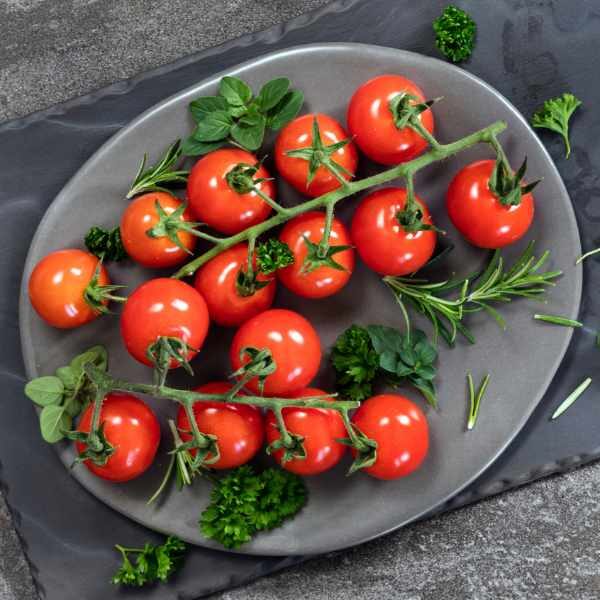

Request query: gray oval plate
[{"left": 19, "top": 43, "right": 581, "bottom": 556}]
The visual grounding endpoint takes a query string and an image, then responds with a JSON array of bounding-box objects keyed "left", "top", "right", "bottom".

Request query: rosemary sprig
[
  {"left": 533, "top": 314, "right": 582, "bottom": 328},
  {"left": 126, "top": 140, "right": 189, "bottom": 199},
  {"left": 551, "top": 377, "right": 592, "bottom": 420},
  {"left": 384, "top": 242, "right": 562, "bottom": 346},
  {"left": 466, "top": 372, "right": 490, "bottom": 430}
]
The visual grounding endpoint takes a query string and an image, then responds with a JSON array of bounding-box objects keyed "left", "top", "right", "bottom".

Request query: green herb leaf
[
  {"left": 230, "top": 117, "right": 266, "bottom": 151},
  {"left": 193, "top": 110, "right": 233, "bottom": 141},
  {"left": 433, "top": 5, "right": 477, "bottom": 63},
  {"left": 256, "top": 239, "right": 295, "bottom": 275},
  {"left": 267, "top": 90, "right": 304, "bottom": 130},
  {"left": 189, "top": 96, "right": 229, "bottom": 120},
  {"left": 85, "top": 226, "right": 127, "bottom": 262},
  {"left": 533, "top": 313, "right": 583, "bottom": 328},
  {"left": 551, "top": 377, "right": 592, "bottom": 420},
  {"left": 532, "top": 93, "right": 582, "bottom": 158},
  {"left": 39, "top": 405, "right": 71, "bottom": 443},
  {"left": 181, "top": 136, "right": 227, "bottom": 157},
  {"left": 25, "top": 376, "right": 64, "bottom": 407},
  {"left": 257, "top": 77, "right": 290, "bottom": 111},
  {"left": 219, "top": 76, "right": 252, "bottom": 107}
]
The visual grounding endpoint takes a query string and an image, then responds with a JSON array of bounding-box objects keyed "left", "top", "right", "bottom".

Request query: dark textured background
[{"left": 2, "top": 1, "right": 600, "bottom": 599}]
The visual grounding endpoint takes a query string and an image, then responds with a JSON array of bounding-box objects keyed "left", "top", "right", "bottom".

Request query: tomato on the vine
[
  {"left": 347, "top": 74, "right": 435, "bottom": 165},
  {"left": 186, "top": 148, "right": 275, "bottom": 235},
  {"left": 176, "top": 382, "right": 264, "bottom": 470},
  {"left": 351, "top": 187, "right": 436, "bottom": 276},
  {"left": 120, "top": 191, "right": 196, "bottom": 268},
  {"left": 28, "top": 249, "right": 110, "bottom": 329},
  {"left": 76, "top": 393, "right": 160, "bottom": 482},
  {"left": 351, "top": 394, "right": 428, "bottom": 480},
  {"left": 120, "top": 278, "right": 210, "bottom": 367},
  {"left": 230, "top": 308, "right": 321, "bottom": 396},
  {"left": 277, "top": 211, "right": 354, "bottom": 299},
  {"left": 446, "top": 159, "right": 535, "bottom": 249},
  {"left": 265, "top": 387, "right": 346, "bottom": 475},
  {"left": 275, "top": 113, "right": 358, "bottom": 197},
  {"left": 194, "top": 243, "right": 276, "bottom": 327}
]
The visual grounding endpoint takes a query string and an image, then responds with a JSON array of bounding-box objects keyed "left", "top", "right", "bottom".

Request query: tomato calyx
[
  {"left": 285, "top": 117, "right": 354, "bottom": 187},
  {"left": 266, "top": 409, "right": 307, "bottom": 463},
  {"left": 488, "top": 156, "right": 540, "bottom": 207},
  {"left": 235, "top": 268, "right": 272, "bottom": 297},
  {"left": 230, "top": 346, "right": 276, "bottom": 394},
  {"left": 146, "top": 200, "right": 202, "bottom": 255},
  {"left": 83, "top": 263, "right": 127, "bottom": 315},
  {"left": 300, "top": 235, "right": 353, "bottom": 274},
  {"left": 66, "top": 421, "right": 116, "bottom": 467},
  {"left": 389, "top": 93, "right": 439, "bottom": 131},
  {"left": 147, "top": 336, "right": 196, "bottom": 387},
  {"left": 225, "top": 161, "right": 272, "bottom": 195},
  {"left": 395, "top": 180, "right": 441, "bottom": 234},
  {"left": 338, "top": 421, "right": 379, "bottom": 475}
]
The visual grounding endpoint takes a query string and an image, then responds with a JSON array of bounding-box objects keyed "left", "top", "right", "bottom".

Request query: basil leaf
[
  {"left": 189, "top": 96, "right": 229, "bottom": 121},
  {"left": 181, "top": 136, "right": 227, "bottom": 156},
  {"left": 193, "top": 111, "right": 232, "bottom": 141},
  {"left": 257, "top": 78, "right": 290, "bottom": 111},
  {"left": 39, "top": 405, "right": 71, "bottom": 443},
  {"left": 379, "top": 351, "right": 397, "bottom": 373},
  {"left": 25, "top": 376, "right": 64, "bottom": 407},
  {"left": 219, "top": 76, "right": 252, "bottom": 107},
  {"left": 230, "top": 118, "right": 266, "bottom": 151},
  {"left": 267, "top": 90, "right": 304, "bottom": 130},
  {"left": 228, "top": 105, "right": 247, "bottom": 118}
]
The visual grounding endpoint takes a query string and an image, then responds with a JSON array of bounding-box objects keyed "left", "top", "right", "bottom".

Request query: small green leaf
[
  {"left": 39, "top": 405, "right": 71, "bottom": 443},
  {"left": 189, "top": 96, "right": 229, "bottom": 120},
  {"left": 56, "top": 366, "right": 78, "bottom": 389},
  {"left": 257, "top": 78, "right": 290, "bottom": 111},
  {"left": 219, "top": 76, "right": 253, "bottom": 107},
  {"left": 379, "top": 351, "right": 397, "bottom": 373},
  {"left": 181, "top": 136, "right": 227, "bottom": 156},
  {"left": 267, "top": 90, "right": 304, "bottom": 130},
  {"left": 25, "top": 376, "right": 64, "bottom": 407},
  {"left": 70, "top": 345, "right": 108, "bottom": 374},
  {"left": 193, "top": 111, "right": 232, "bottom": 141},
  {"left": 230, "top": 118, "right": 266, "bottom": 151}
]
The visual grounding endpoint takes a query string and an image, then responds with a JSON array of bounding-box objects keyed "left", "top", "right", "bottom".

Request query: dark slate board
[{"left": 1, "top": 0, "right": 599, "bottom": 598}]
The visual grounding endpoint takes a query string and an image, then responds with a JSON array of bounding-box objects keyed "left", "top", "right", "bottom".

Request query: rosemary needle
[
  {"left": 466, "top": 372, "right": 490, "bottom": 431},
  {"left": 551, "top": 377, "right": 592, "bottom": 420},
  {"left": 533, "top": 314, "right": 583, "bottom": 328}
]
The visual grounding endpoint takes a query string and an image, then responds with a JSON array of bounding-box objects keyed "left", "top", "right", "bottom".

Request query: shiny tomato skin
[
  {"left": 194, "top": 243, "right": 276, "bottom": 327},
  {"left": 351, "top": 394, "right": 429, "bottom": 480},
  {"left": 277, "top": 211, "right": 354, "bottom": 299},
  {"left": 120, "top": 278, "right": 210, "bottom": 367},
  {"left": 186, "top": 148, "right": 274, "bottom": 235},
  {"left": 28, "top": 249, "right": 109, "bottom": 329},
  {"left": 120, "top": 191, "right": 196, "bottom": 268},
  {"left": 347, "top": 74, "right": 434, "bottom": 165},
  {"left": 446, "top": 159, "right": 535, "bottom": 249},
  {"left": 230, "top": 309, "right": 321, "bottom": 396},
  {"left": 265, "top": 387, "right": 347, "bottom": 475},
  {"left": 76, "top": 393, "right": 160, "bottom": 482},
  {"left": 275, "top": 113, "right": 358, "bottom": 197},
  {"left": 351, "top": 187, "right": 436, "bottom": 276},
  {"left": 176, "top": 382, "right": 264, "bottom": 469}
]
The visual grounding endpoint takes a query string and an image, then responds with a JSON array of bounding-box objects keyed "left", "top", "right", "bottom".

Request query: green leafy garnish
[
  {"left": 331, "top": 324, "right": 438, "bottom": 407},
  {"left": 532, "top": 93, "right": 582, "bottom": 158},
  {"left": 533, "top": 314, "right": 582, "bottom": 328},
  {"left": 24, "top": 346, "right": 108, "bottom": 443},
  {"left": 433, "top": 5, "right": 476, "bottom": 63},
  {"left": 111, "top": 536, "right": 187, "bottom": 587},
  {"left": 466, "top": 372, "right": 490, "bottom": 430},
  {"left": 255, "top": 239, "right": 295, "bottom": 275},
  {"left": 200, "top": 466, "right": 307, "bottom": 549},
  {"left": 84, "top": 226, "right": 127, "bottom": 262},
  {"left": 183, "top": 76, "right": 304, "bottom": 155},
  {"left": 551, "top": 377, "right": 592, "bottom": 420}
]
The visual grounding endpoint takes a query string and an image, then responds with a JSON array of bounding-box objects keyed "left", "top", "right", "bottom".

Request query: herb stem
[
  {"left": 576, "top": 247, "right": 600, "bottom": 265},
  {"left": 551, "top": 377, "right": 592, "bottom": 420},
  {"left": 466, "top": 372, "right": 490, "bottom": 430}
]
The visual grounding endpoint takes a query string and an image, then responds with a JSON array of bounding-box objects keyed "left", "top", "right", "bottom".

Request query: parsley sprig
[
  {"left": 200, "top": 466, "right": 307, "bottom": 549},
  {"left": 433, "top": 5, "right": 477, "bottom": 63},
  {"left": 532, "top": 93, "right": 582, "bottom": 158},
  {"left": 84, "top": 226, "right": 127, "bottom": 262}
]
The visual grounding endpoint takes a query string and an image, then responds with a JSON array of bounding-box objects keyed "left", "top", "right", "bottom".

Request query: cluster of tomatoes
[{"left": 27, "top": 74, "right": 536, "bottom": 485}]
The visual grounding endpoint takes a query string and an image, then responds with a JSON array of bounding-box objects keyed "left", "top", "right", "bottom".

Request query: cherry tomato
[
  {"left": 28, "top": 249, "right": 110, "bottom": 329},
  {"left": 194, "top": 243, "right": 275, "bottom": 327},
  {"left": 176, "top": 382, "right": 264, "bottom": 469},
  {"left": 120, "top": 191, "right": 196, "bottom": 268},
  {"left": 446, "top": 159, "right": 535, "bottom": 249},
  {"left": 120, "top": 278, "right": 209, "bottom": 367},
  {"left": 186, "top": 148, "right": 275, "bottom": 235},
  {"left": 347, "top": 74, "right": 435, "bottom": 165},
  {"left": 76, "top": 393, "right": 160, "bottom": 482},
  {"left": 275, "top": 113, "right": 358, "bottom": 197},
  {"left": 351, "top": 187, "right": 436, "bottom": 276},
  {"left": 277, "top": 211, "right": 354, "bottom": 299},
  {"left": 265, "top": 388, "right": 346, "bottom": 475},
  {"left": 230, "top": 308, "right": 321, "bottom": 396},
  {"left": 351, "top": 394, "right": 428, "bottom": 480}
]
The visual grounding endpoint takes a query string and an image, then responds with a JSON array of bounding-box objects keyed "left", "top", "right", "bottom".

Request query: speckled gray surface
[{"left": 2, "top": 0, "right": 600, "bottom": 599}]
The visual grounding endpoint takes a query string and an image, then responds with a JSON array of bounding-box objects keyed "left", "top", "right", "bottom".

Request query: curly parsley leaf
[
  {"left": 433, "top": 5, "right": 476, "bottom": 63},
  {"left": 111, "top": 536, "right": 187, "bottom": 587},
  {"left": 85, "top": 226, "right": 127, "bottom": 262},
  {"left": 199, "top": 466, "right": 307, "bottom": 549},
  {"left": 256, "top": 239, "right": 295, "bottom": 275},
  {"left": 532, "top": 93, "right": 582, "bottom": 158}
]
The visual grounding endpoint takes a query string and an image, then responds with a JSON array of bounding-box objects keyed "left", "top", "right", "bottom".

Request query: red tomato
[
  {"left": 230, "top": 309, "right": 321, "bottom": 396},
  {"left": 176, "top": 381, "right": 264, "bottom": 469},
  {"left": 277, "top": 211, "right": 354, "bottom": 299},
  {"left": 194, "top": 243, "right": 275, "bottom": 327},
  {"left": 76, "top": 393, "right": 160, "bottom": 482},
  {"left": 347, "top": 74, "right": 435, "bottom": 165},
  {"left": 265, "top": 388, "right": 346, "bottom": 475},
  {"left": 275, "top": 113, "right": 358, "bottom": 197},
  {"left": 186, "top": 148, "right": 275, "bottom": 235},
  {"left": 446, "top": 159, "right": 535, "bottom": 249},
  {"left": 351, "top": 394, "right": 428, "bottom": 480},
  {"left": 120, "top": 278, "right": 210, "bottom": 367},
  {"left": 351, "top": 187, "right": 436, "bottom": 276},
  {"left": 28, "top": 249, "right": 110, "bottom": 329},
  {"left": 120, "top": 191, "right": 196, "bottom": 268}
]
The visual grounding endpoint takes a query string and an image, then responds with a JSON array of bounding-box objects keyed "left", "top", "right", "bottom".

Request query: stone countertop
[{"left": 2, "top": 1, "right": 599, "bottom": 599}]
